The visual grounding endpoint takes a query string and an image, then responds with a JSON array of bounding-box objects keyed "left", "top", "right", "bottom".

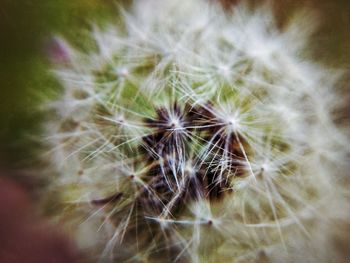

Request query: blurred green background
[
  {"left": 1, "top": 0, "right": 349, "bottom": 167},
  {"left": 0, "top": 0, "right": 118, "bottom": 166}
]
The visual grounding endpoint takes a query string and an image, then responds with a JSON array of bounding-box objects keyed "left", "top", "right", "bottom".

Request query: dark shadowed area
[{"left": 0, "top": 173, "right": 82, "bottom": 263}]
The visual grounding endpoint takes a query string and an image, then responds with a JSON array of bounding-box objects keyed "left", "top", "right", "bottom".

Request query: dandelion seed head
[{"left": 41, "top": 0, "right": 350, "bottom": 262}]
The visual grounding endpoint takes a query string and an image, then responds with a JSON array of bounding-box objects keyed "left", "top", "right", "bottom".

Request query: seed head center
[
  {"left": 169, "top": 116, "right": 182, "bottom": 129},
  {"left": 227, "top": 116, "right": 240, "bottom": 131}
]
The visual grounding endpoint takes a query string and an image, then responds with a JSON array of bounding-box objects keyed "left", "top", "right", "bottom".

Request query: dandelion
[{"left": 43, "top": 0, "right": 350, "bottom": 262}]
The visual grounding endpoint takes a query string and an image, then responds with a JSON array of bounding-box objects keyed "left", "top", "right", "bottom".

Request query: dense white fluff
[{"left": 43, "top": 0, "right": 350, "bottom": 262}]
